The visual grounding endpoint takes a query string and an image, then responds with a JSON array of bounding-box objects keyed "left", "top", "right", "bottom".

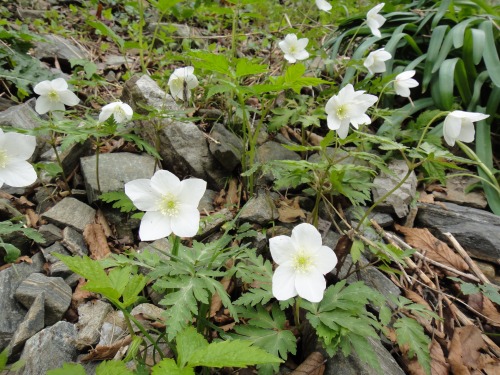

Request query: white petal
[
  {"left": 3, "top": 132, "right": 36, "bottom": 160},
  {"left": 177, "top": 178, "right": 207, "bottom": 206},
  {"left": 169, "top": 79, "right": 184, "bottom": 100},
  {"left": 458, "top": 121, "right": 475, "bottom": 143},
  {"left": 296, "top": 38, "right": 309, "bottom": 50},
  {"left": 124, "top": 179, "right": 161, "bottom": 211},
  {"left": 184, "top": 66, "right": 195, "bottom": 76},
  {"left": 293, "top": 50, "right": 310, "bottom": 61},
  {"left": 139, "top": 211, "right": 172, "bottom": 241},
  {"left": 394, "top": 82, "right": 411, "bottom": 97},
  {"left": 284, "top": 34, "right": 298, "bottom": 44},
  {"left": 315, "top": 0, "right": 332, "bottom": 11},
  {"left": 367, "top": 21, "right": 382, "bottom": 38},
  {"left": 35, "top": 96, "right": 54, "bottom": 114},
  {"left": 367, "top": 3, "right": 384, "bottom": 17},
  {"left": 443, "top": 114, "right": 462, "bottom": 146},
  {"left": 295, "top": 272, "right": 326, "bottom": 303},
  {"left": 450, "top": 110, "right": 489, "bottom": 122},
  {"left": 291, "top": 223, "right": 322, "bottom": 252},
  {"left": 150, "top": 170, "right": 181, "bottom": 195},
  {"left": 58, "top": 90, "right": 79, "bottom": 106},
  {"left": 336, "top": 121, "right": 350, "bottom": 139},
  {"left": 270, "top": 235, "right": 296, "bottom": 265},
  {"left": 186, "top": 75, "right": 199, "bottom": 89},
  {"left": 272, "top": 265, "right": 298, "bottom": 301},
  {"left": 396, "top": 70, "right": 416, "bottom": 81},
  {"left": 99, "top": 106, "right": 114, "bottom": 122},
  {"left": 0, "top": 160, "right": 37, "bottom": 187},
  {"left": 315, "top": 246, "right": 338, "bottom": 274},
  {"left": 33, "top": 80, "right": 52, "bottom": 95},
  {"left": 170, "top": 204, "right": 200, "bottom": 237},
  {"left": 337, "top": 84, "right": 355, "bottom": 102},
  {"left": 50, "top": 78, "right": 69, "bottom": 91},
  {"left": 283, "top": 54, "right": 297, "bottom": 63}
]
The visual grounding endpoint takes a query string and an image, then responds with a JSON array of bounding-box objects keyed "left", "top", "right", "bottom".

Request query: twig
[{"left": 443, "top": 232, "right": 493, "bottom": 285}]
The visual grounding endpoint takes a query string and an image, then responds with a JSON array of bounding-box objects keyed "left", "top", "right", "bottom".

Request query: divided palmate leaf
[{"left": 394, "top": 317, "right": 432, "bottom": 375}]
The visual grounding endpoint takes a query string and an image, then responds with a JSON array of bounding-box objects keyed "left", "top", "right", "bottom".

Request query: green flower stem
[
  {"left": 171, "top": 234, "right": 180, "bottom": 258},
  {"left": 457, "top": 141, "right": 500, "bottom": 195},
  {"left": 196, "top": 301, "right": 210, "bottom": 336},
  {"left": 48, "top": 114, "right": 72, "bottom": 194},
  {"left": 94, "top": 137, "right": 102, "bottom": 194},
  {"left": 231, "top": 2, "right": 239, "bottom": 59},
  {"left": 414, "top": 111, "right": 448, "bottom": 152},
  {"left": 294, "top": 297, "right": 301, "bottom": 327}
]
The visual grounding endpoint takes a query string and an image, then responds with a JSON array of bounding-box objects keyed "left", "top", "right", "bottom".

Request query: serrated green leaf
[
  {"left": 189, "top": 340, "right": 282, "bottom": 368},
  {"left": 46, "top": 363, "right": 87, "bottom": 375},
  {"left": 189, "top": 50, "right": 231, "bottom": 76},
  {"left": 122, "top": 274, "right": 148, "bottom": 308},
  {"left": 176, "top": 326, "right": 209, "bottom": 368},
  {"left": 235, "top": 59, "right": 267, "bottom": 78},
  {"left": 394, "top": 317, "right": 431, "bottom": 375},
  {"left": 152, "top": 358, "right": 194, "bottom": 375},
  {"left": 350, "top": 239, "right": 364, "bottom": 263},
  {"left": 348, "top": 334, "right": 382, "bottom": 374},
  {"left": 95, "top": 360, "right": 134, "bottom": 375},
  {"left": 206, "top": 83, "right": 235, "bottom": 99},
  {"left": 459, "top": 281, "right": 480, "bottom": 295},
  {"left": 108, "top": 266, "right": 131, "bottom": 297},
  {"left": 86, "top": 20, "right": 124, "bottom": 48},
  {"left": 99, "top": 191, "right": 136, "bottom": 213},
  {"left": 481, "top": 284, "right": 500, "bottom": 305}
]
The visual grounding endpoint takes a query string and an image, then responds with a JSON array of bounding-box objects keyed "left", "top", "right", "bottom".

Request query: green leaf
[
  {"left": 394, "top": 317, "right": 431, "bottom": 375},
  {"left": 99, "top": 191, "right": 137, "bottom": 213},
  {"left": 206, "top": 83, "right": 235, "bottom": 99},
  {"left": 188, "top": 340, "right": 283, "bottom": 368},
  {"left": 422, "top": 25, "right": 449, "bottom": 92},
  {"left": 235, "top": 58, "right": 267, "bottom": 78},
  {"left": 479, "top": 20, "right": 500, "bottom": 87},
  {"left": 122, "top": 274, "right": 148, "bottom": 308},
  {"left": 108, "top": 266, "right": 131, "bottom": 297},
  {"left": 189, "top": 50, "right": 231, "bottom": 76},
  {"left": 47, "top": 363, "right": 87, "bottom": 375},
  {"left": 176, "top": 326, "right": 209, "bottom": 368},
  {"left": 0, "top": 349, "right": 8, "bottom": 370},
  {"left": 86, "top": 20, "right": 124, "bottom": 49},
  {"left": 0, "top": 242, "right": 21, "bottom": 263},
  {"left": 480, "top": 284, "right": 500, "bottom": 305},
  {"left": 95, "top": 361, "right": 134, "bottom": 375},
  {"left": 152, "top": 358, "right": 194, "bottom": 375},
  {"left": 350, "top": 239, "right": 364, "bottom": 263},
  {"left": 348, "top": 334, "right": 382, "bottom": 374}
]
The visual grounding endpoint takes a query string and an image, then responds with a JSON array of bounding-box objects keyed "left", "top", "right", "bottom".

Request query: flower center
[
  {"left": 289, "top": 45, "right": 297, "bottom": 54},
  {"left": 159, "top": 193, "right": 179, "bottom": 217},
  {"left": 48, "top": 90, "right": 60, "bottom": 102},
  {"left": 336, "top": 104, "right": 349, "bottom": 120},
  {"left": 292, "top": 251, "right": 314, "bottom": 273},
  {"left": 0, "top": 149, "right": 8, "bottom": 168}
]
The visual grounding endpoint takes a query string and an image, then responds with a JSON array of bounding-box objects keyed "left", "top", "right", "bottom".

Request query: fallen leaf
[
  {"left": 83, "top": 223, "right": 111, "bottom": 260},
  {"left": 291, "top": 351, "right": 325, "bottom": 375},
  {"left": 96, "top": 209, "right": 113, "bottom": 238},
  {"left": 225, "top": 178, "right": 240, "bottom": 208},
  {"left": 395, "top": 225, "right": 469, "bottom": 272},
  {"left": 407, "top": 339, "right": 448, "bottom": 375},
  {"left": 81, "top": 335, "right": 132, "bottom": 361},
  {"left": 418, "top": 191, "right": 435, "bottom": 204},
  {"left": 467, "top": 293, "right": 500, "bottom": 328},
  {"left": 448, "top": 325, "right": 485, "bottom": 374},
  {"left": 278, "top": 197, "right": 305, "bottom": 223},
  {"left": 72, "top": 278, "right": 97, "bottom": 305},
  {"left": 210, "top": 277, "right": 233, "bottom": 317}
]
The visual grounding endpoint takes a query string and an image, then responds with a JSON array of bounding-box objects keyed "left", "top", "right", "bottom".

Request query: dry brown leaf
[
  {"left": 81, "top": 335, "right": 132, "bottom": 361},
  {"left": 291, "top": 352, "right": 325, "bottom": 375},
  {"left": 418, "top": 191, "right": 435, "bottom": 204},
  {"left": 225, "top": 178, "right": 240, "bottom": 208},
  {"left": 96, "top": 209, "right": 113, "bottom": 238},
  {"left": 467, "top": 293, "right": 500, "bottom": 328},
  {"left": 278, "top": 197, "right": 306, "bottom": 223},
  {"left": 407, "top": 339, "right": 449, "bottom": 375},
  {"left": 83, "top": 223, "right": 111, "bottom": 260},
  {"left": 72, "top": 278, "right": 97, "bottom": 305},
  {"left": 210, "top": 277, "right": 232, "bottom": 317},
  {"left": 394, "top": 225, "right": 469, "bottom": 272},
  {"left": 448, "top": 325, "right": 485, "bottom": 374}
]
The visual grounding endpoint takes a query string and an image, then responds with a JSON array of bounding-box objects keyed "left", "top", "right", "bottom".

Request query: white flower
[
  {"left": 393, "top": 70, "right": 419, "bottom": 97},
  {"left": 33, "top": 78, "right": 80, "bottom": 114},
  {"left": 366, "top": 3, "right": 386, "bottom": 38},
  {"left": 124, "top": 170, "right": 206, "bottom": 241},
  {"left": 325, "top": 84, "right": 378, "bottom": 139},
  {"left": 443, "top": 111, "right": 489, "bottom": 146},
  {"left": 270, "top": 223, "right": 337, "bottom": 303},
  {"left": 315, "top": 0, "right": 332, "bottom": 12},
  {"left": 99, "top": 101, "right": 133, "bottom": 123},
  {"left": 364, "top": 48, "right": 391, "bottom": 75},
  {"left": 168, "top": 66, "right": 199, "bottom": 102},
  {"left": 278, "top": 34, "right": 310, "bottom": 64},
  {"left": 0, "top": 129, "right": 37, "bottom": 188}
]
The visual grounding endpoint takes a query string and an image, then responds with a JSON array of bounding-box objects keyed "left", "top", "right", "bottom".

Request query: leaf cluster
[{"left": 0, "top": 220, "right": 45, "bottom": 263}]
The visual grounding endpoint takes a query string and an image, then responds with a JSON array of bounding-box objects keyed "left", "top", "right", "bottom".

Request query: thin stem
[
  {"left": 457, "top": 141, "right": 500, "bottom": 194},
  {"left": 231, "top": 1, "right": 239, "bottom": 59},
  {"left": 94, "top": 138, "right": 102, "bottom": 194},
  {"left": 48, "top": 117, "right": 71, "bottom": 194},
  {"left": 171, "top": 234, "right": 180, "bottom": 258},
  {"left": 294, "top": 297, "right": 301, "bottom": 327},
  {"left": 414, "top": 112, "right": 448, "bottom": 153}
]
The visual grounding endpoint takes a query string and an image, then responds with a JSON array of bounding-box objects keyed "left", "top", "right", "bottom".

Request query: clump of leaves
[{"left": 0, "top": 220, "right": 45, "bottom": 263}]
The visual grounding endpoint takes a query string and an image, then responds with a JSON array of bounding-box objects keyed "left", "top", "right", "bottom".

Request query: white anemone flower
[
  {"left": 33, "top": 78, "right": 80, "bottom": 114},
  {"left": 270, "top": 223, "right": 337, "bottom": 303},
  {"left": 278, "top": 34, "right": 310, "bottom": 64},
  {"left": 99, "top": 101, "right": 133, "bottom": 123},
  {"left": 124, "top": 170, "right": 207, "bottom": 241},
  {"left": 364, "top": 48, "right": 391, "bottom": 75},
  {"left": 393, "top": 70, "right": 419, "bottom": 97},
  {"left": 366, "top": 3, "right": 386, "bottom": 38},
  {"left": 325, "top": 84, "right": 378, "bottom": 139},
  {"left": 168, "top": 66, "right": 199, "bottom": 102},
  {"left": 443, "top": 111, "right": 489, "bottom": 147},
  {"left": 0, "top": 129, "right": 37, "bottom": 188},
  {"left": 315, "top": 0, "right": 332, "bottom": 12}
]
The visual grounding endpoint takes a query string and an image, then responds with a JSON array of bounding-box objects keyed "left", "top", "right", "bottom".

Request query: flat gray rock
[
  {"left": 80, "top": 152, "right": 157, "bottom": 203},
  {"left": 41, "top": 242, "right": 69, "bottom": 263},
  {"left": 38, "top": 224, "right": 63, "bottom": 246},
  {"left": 15, "top": 273, "right": 72, "bottom": 326},
  {"left": 62, "top": 226, "right": 88, "bottom": 256},
  {"left": 20, "top": 321, "right": 78, "bottom": 375},
  {"left": 239, "top": 191, "right": 279, "bottom": 225},
  {"left": 41, "top": 197, "right": 96, "bottom": 232},
  {"left": 0, "top": 253, "right": 44, "bottom": 351},
  {"left": 34, "top": 34, "right": 90, "bottom": 61},
  {"left": 208, "top": 123, "right": 243, "bottom": 171},
  {"left": 256, "top": 141, "right": 301, "bottom": 186},
  {"left": 122, "top": 75, "right": 226, "bottom": 189},
  {"left": 416, "top": 202, "right": 500, "bottom": 264},
  {"left": 75, "top": 300, "right": 113, "bottom": 350}
]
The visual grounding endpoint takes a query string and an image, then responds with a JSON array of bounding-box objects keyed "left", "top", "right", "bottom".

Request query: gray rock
[
  {"left": 34, "top": 34, "right": 90, "bottom": 62},
  {"left": 39, "top": 140, "right": 91, "bottom": 180},
  {"left": 42, "top": 197, "right": 96, "bottom": 232},
  {"left": 345, "top": 206, "right": 394, "bottom": 228},
  {"left": 75, "top": 300, "right": 113, "bottom": 350},
  {"left": 372, "top": 159, "right": 417, "bottom": 218},
  {"left": 0, "top": 252, "right": 44, "bottom": 351},
  {"left": 197, "top": 208, "right": 234, "bottom": 239},
  {"left": 49, "top": 261, "right": 73, "bottom": 278},
  {"left": 239, "top": 191, "right": 279, "bottom": 225},
  {"left": 65, "top": 273, "right": 82, "bottom": 288},
  {"left": 80, "top": 152, "right": 157, "bottom": 203},
  {"left": 41, "top": 242, "right": 69, "bottom": 264},
  {"left": 20, "top": 321, "right": 78, "bottom": 375},
  {"left": 15, "top": 273, "right": 72, "bottom": 326},
  {"left": 416, "top": 202, "right": 500, "bottom": 264},
  {"left": 62, "top": 226, "right": 89, "bottom": 256},
  {"left": 431, "top": 174, "right": 487, "bottom": 208},
  {"left": 38, "top": 224, "right": 63, "bottom": 246},
  {"left": 208, "top": 123, "right": 243, "bottom": 171},
  {"left": 256, "top": 141, "right": 301, "bottom": 186},
  {"left": 34, "top": 186, "right": 57, "bottom": 214},
  {"left": 198, "top": 189, "right": 217, "bottom": 213},
  {"left": 121, "top": 75, "right": 226, "bottom": 189},
  {"left": 7, "top": 293, "right": 45, "bottom": 359}
]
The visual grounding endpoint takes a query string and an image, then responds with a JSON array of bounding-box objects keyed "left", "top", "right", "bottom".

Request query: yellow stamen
[
  {"left": 0, "top": 149, "right": 8, "bottom": 168},
  {"left": 292, "top": 251, "right": 314, "bottom": 273},
  {"left": 159, "top": 193, "right": 179, "bottom": 216}
]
